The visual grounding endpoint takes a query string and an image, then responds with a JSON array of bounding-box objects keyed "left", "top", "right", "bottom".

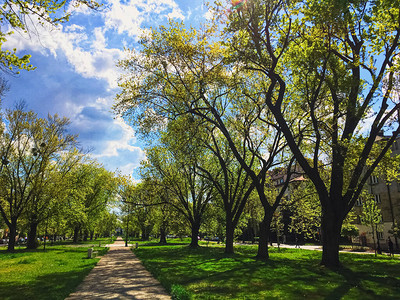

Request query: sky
[{"left": 2, "top": 0, "right": 214, "bottom": 178}]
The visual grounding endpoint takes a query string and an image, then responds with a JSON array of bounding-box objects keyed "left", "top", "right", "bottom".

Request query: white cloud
[
  {"left": 2, "top": 0, "right": 185, "bottom": 177},
  {"left": 103, "top": 0, "right": 184, "bottom": 37},
  {"left": 100, "top": 116, "right": 139, "bottom": 157},
  {"left": 204, "top": 9, "right": 213, "bottom": 20},
  {"left": 4, "top": 21, "right": 123, "bottom": 88},
  {"left": 3, "top": 0, "right": 184, "bottom": 90}
]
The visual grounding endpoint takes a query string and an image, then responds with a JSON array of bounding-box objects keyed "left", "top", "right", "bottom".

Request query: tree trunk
[
  {"left": 27, "top": 221, "right": 39, "bottom": 249},
  {"left": 189, "top": 222, "right": 200, "bottom": 248},
  {"left": 159, "top": 226, "right": 167, "bottom": 244},
  {"left": 90, "top": 231, "right": 94, "bottom": 241},
  {"left": 73, "top": 226, "right": 80, "bottom": 243},
  {"left": 7, "top": 219, "right": 17, "bottom": 252},
  {"left": 371, "top": 225, "right": 377, "bottom": 257},
  {"left": 225, "top": 218, "right": 235, "bottom": 254},
  {"left": 256, "top": 214, "right": 272, "bottom": 260},
  {"left": 83, "top": 230, "right": 89, "bottom": 241},
  {"left": 320, "top": 210, "right": 343, "bottom": 268}
]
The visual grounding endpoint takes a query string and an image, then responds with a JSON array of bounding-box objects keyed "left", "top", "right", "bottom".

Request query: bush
[{"left": 171, "top": 284, "right": 191, "bottom": 300}]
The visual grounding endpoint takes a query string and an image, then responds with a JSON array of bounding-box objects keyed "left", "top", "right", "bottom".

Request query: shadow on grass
[
  {"left": 0, "top": 246, "right": 108, "bottom": 257},
  {"left": 324, "top": 261, "right": 400, "bottom": 300},
  {"left": 0, "top": 267, "right": 94, "bottom": 300},
  {"left": 0, "top": 245, "right": 108, "bottom": 300},
  {"left": 135, "top": 245, "right": 400, "bottom": 299},
  {"left": 137, "top": 242, "right": 189, "bottom": 247}
]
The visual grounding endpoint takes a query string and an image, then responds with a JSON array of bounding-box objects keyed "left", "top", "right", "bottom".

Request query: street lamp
[{"left": 125, "top": 205, "right": 130, "bottom": 247}]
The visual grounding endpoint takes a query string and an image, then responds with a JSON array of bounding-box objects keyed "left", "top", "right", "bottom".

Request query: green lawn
[
  {"left": 0, "top": 245, "right": 108, "bottom": 300},
  {"left": 134, "top": 242, "right": 400, "bottom": 299}
]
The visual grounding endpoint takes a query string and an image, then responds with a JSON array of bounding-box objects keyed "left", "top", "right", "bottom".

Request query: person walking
[{"left": 295, "top": 235, "right": 300, "bottom": 249}]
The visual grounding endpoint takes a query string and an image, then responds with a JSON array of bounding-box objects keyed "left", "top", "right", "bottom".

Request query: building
[{"left": 353, "top": 133, "right": 400, "bottom": 251}]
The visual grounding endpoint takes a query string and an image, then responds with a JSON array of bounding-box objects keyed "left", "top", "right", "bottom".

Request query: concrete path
[
  {"left": 66, "top": 237, "right": 170, "bottom": 300},
  {"left": 237, "top": 242, "right": 398, "bottom": 257}
]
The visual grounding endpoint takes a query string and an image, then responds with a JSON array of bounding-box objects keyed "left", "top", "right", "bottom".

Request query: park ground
[{"left": 0, "top": 237, "right": 399, "bottom": 299}]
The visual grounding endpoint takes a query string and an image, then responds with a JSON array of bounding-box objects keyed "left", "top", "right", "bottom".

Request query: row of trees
[
  {"left": 0, "top": 0, "right": 119, "bottom": 253},
  {"left": 0, "top": 103, "right": 119, "bottom": 251},
  {"left": 114, "top": 0, "right": 400, "bottom": 268}
]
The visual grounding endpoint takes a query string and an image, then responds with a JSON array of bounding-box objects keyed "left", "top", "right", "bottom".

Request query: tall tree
[
  {"left": 193, "top": 124, "right": 256, "bottom": 253},
  {"left": 142, "top": 141, "right": 214, "bottom": 248},
  {"left": 115, "top": 20, "right": 293, "bottom": 259},
  {"left": 65, "top": 160, "right": 116, "bottom": 243},
  {"left": 0, "top": 103, "right": 76, "bottom": 251},
  {"left": 25, "top": 149, "right": 84, "bottom": 249},
  {"left": 222, "top": 0, "right": 400, "bottom": 268}
]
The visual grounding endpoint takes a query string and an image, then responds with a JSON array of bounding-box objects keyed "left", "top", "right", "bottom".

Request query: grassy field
[
  {"left": 0, "top": 244, "right": 108, "bottom": 300},
  {"left": 133, "top": 241, "right": 400, "bottom": 299}
]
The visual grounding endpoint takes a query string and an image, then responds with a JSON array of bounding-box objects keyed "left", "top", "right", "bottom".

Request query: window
[
  {"left": 374, "top": 194, "right": 381, "bottom": 204},
  {"left": 370, "top": 175, "right": 378, "bottom": 184},
  {"left": 355, "top": 198, "right": 363, "bottom": 206},
  {"left": 377, "top": 232, "right": 384, "bottom": 240}
]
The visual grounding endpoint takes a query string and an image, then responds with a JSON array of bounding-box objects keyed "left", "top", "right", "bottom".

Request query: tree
[
  {"left": 283, "top": 177, "right": 321, "bottom": 242},
  {"left": 341, "top": 223, "right": 359, "bottom": 247},
  {"left": 95, "top": 210, "right": 119, "bottom": 238},
  {"left": 118, "top": 180, "right": 156, "bottom": 242},
  {"left": 163, "top": 114, "right": 256, "bottom": 253},
  {"left": 222, "top": 0, "right": 400, "bottom": 268},
  {"left": 24, "top": 147, "right": 84, "bottom": 249},
  {"left": 115, "top": 20, "right": 294, "bottom": 259},
  {"left": 64, "top": 160, "right": 116, "bottom": 243},
  {"left": 0, "top": 103, "right": 76, "bottom": 251},
  {"left": 196, "top": 130, "right": 255, "bottom": 254},
  {"left": 361, "top": 194, "right": 383, "bottom": 256},
  {"left": 142, "top": 141, "right": 214, "bottom": 248},
  {"left": 0, "top": 0, "right": 99, "bottom": 73}
]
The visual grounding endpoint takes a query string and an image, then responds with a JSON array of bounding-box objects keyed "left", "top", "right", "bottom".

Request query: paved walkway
[
  {"left": 237, "top": 242, "right": 398, "bottom": 257},
  {"left": 66, "top": 237, "right": 170, "bottom": 300}
]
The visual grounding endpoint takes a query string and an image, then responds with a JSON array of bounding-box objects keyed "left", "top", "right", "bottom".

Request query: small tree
[
  {"left": 361, "top": 195, "right": 383, "bottom": 257},
  {"left": 341, "top": 223, "right": 359, "bottom": 248}
]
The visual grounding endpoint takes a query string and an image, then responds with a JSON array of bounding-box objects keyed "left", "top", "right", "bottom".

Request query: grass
[
  {"left": 133, "top": 242, "right": 400, "bottom": 299},
  {"left": 0, "top": 244, "right": 108, "bottom": 300}
]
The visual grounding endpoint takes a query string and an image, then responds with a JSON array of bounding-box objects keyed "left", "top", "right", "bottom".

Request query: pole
[{"left": 125, "top": 206, "right": 129, "bottom": 247}]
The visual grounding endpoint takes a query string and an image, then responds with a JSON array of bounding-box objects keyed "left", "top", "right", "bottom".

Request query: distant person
[
  {"left": 377, "top": 240, "right": 382, "bottom": 255},
  {"left": 295, "top": 235, "right": 300, "bottom": 249},
  {"left": 388, "top": 237, "right": 394, "bottom": 257}
]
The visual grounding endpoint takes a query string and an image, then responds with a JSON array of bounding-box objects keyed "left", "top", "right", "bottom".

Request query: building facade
[{"left": 353, "top": 135, "right": 400, "bottom": 251}]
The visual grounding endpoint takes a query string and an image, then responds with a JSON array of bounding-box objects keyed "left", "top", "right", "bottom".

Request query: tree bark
[
  {"left": 73, "top": 226, "right": 80, "bottom": 243},
  {"left": 225, "top": 218, "right": 235, "bottom": 254},
  {"left": 7, "top": 219, "right": 17, "bottom": 252},
  {"left": 189, "top": 222, "right": 200, "bottom": 248},
  {"left": 27, "top": 221, "right": 39, "bottom": 249},
  {"left": 320, "top": 209, "right": 343, "bottom": 268},
  {"left": 256, "top": 213, "right": 272, "bottom": 260},
  {"left": 159, "top": 226, "right": 167, "bottom": 244},
  {"left": 83, "top": 230, "right": 89, "bottom": 241}
]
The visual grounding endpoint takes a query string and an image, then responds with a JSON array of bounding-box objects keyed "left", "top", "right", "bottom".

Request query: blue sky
[{"left": 2, "top": 0, "right": 214, "bottom": 178}]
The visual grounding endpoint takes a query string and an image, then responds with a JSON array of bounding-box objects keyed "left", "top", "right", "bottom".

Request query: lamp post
[{"left": 125, "top": 205, "right": 130, "bottom": 247}]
